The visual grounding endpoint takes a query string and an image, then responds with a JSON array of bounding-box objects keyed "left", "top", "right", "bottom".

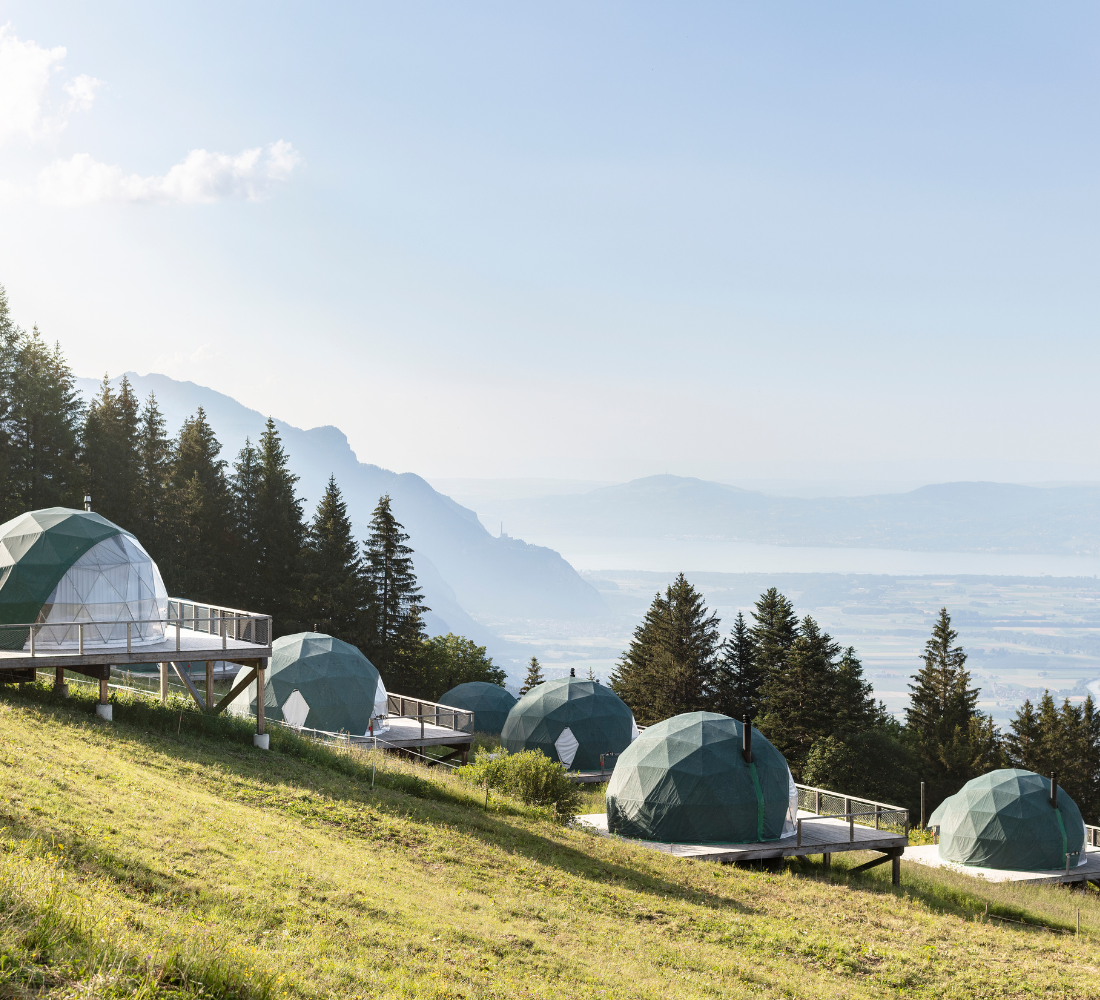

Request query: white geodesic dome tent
[{"left": 0, "top": 508, "right": 168, "bottom": 650}]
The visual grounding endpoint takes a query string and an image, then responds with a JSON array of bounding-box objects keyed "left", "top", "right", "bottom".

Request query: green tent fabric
[
  {"left": 606, "top": 712, "right": 797, "bottom": 844},
  {"left": 228, "top": 633, "right": 387, "bottom": 735},
  {"left": 500, "top": 677, "right": 634, "bottom": 771},
  {"left": 438, "top": 681, "right": 516, "bottom": 735},
  {"left": 932, "top": 769, "right": 1087, "bottom": 871},
  {"left": 0, "top": 508, "right": 125, "bottom": 649}
]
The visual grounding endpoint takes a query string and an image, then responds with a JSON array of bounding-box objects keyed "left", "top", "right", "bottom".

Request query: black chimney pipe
[
  {"left": 1050, "top": 772, "right": 1058, "bottom": 809},
  {"left": 741, "top": 715, "right": 753, "bottom": 764}
]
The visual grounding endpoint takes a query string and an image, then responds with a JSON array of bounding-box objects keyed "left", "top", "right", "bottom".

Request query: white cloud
[
  {"left": 38, "top": 141, "right": 303, "bottom": 206},
  {"left": 0, "top": 25, "right": 99, "bottom": 142}
]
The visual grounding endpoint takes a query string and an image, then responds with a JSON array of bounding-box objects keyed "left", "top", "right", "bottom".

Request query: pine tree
[
  {"left": 363, "top": 494, "right": 428, "bottom": 678},
  {"left": 750, "top": 587, "right": 799, "bottom": 681},
  {"left": 165, "top": 408, "right": 232, "bottom": 601},
  {"left": 229, "top": 438, "right": 262, "bottom": 607},
  {"left": 832, "top": 646, "right": 886, "bottom": 732},
  {"left": 1006, "top": 691, "right": 1100, "bottom": 822},
  {"left": 133, "top": 393, "right": 173, "bottom": 556},
  {"left": 302, "top": 476, "right": 368, "bottom": 644},
  {"left": 250, "top": 419, "right": 306, "bottom": 632},
  {"left": 82, "top": 374, "right": 141, "bottom": 528},
  {"left": 906, "top": 607, "right": 998, "bottom": 805},
  {"left": 519, "top": 656, "right": 545, "bottom": 695},
  {"left": 610, "top": 573, "right": 720, "bottom": 724},
  {"left": 1, "top": 327, "right": 83, "bottom": 520},
  {"left": 713, "top": 610, "right": 761, "bottom": 719},
  {"left": 0, "top": 284, "right": 20, "bottom": 511},
  {"left": 757, "top": 616, "right": 840, "bottom": 776}
]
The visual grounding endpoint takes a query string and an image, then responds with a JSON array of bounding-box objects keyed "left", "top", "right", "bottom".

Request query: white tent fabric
[
  {"left": 33, "top": 534, "right": 168, "bottom": 648},
  {"left": 781, "top": 768, "right": 799, "bottom": 839},
  {"left": 630, "top": 715, "right": 640, "bottom": 741},
  {"left": 371, "top": 677, "right": 389, "bottom": 734},
  {"left": 554, "top": 726, "right": 580, "bottom": 768}
]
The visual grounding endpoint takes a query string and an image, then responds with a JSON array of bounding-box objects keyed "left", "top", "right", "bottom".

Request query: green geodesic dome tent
[
  {"left": 606, "top": 712, "right": 797, "bottom": 843},
  {"left": 438, "top": 681, "right": 516, "bottom": 735},
  {"left": 500, "top": 676, "right": 635, "bottom": 771},
  {"left": 0, "top": 507, "right": 168, "bottom": 650},
  {"left": 228, "top": 633, "right": 387, "bottom": 736},
  {"left": 930, "top": 769, "right": 1087, "bottom": 871}
]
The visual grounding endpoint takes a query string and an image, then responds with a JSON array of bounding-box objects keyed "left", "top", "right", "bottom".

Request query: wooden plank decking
[
  {"left": 577, "top": 809, "right": 908, "bottom": 863},
  {"left": 906, "top": 844, "right": 1100, "bottom": 885},
  {"left": 354, "top": 717, "right": 474, "bottom": 751},
  {"left": 0, "top": 631, "right": 271, "bottom": 670}
]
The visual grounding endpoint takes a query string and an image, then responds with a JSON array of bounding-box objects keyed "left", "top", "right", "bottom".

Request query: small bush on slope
[{"left": 458, "top": 747, "right": 581, "bottom": 816}]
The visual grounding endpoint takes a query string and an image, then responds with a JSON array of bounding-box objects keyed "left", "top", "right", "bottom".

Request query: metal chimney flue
[
  {"left": 1051, "top": 772, "right": 1058, "bottom": 809},
  {"left": 741, "top": 714, "right": 753, "bottom": 764},
  {"left": 83, "top": 494, "right": 92, "bottom": 512}
]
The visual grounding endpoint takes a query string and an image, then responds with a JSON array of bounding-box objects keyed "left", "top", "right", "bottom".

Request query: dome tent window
[{"left": 606, "top": 713, "right": 799, "bottom": 844}]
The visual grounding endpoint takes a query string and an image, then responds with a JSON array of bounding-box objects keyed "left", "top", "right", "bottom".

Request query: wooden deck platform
[
  {"left": 906, "top": 844, "right": 1100, "bottom": 885},
  {"left": 578, "top": 809, "right": 908, "bottom": 870},
  {"left": 356, "top": 717, "right": 475, "bottom": 750},
  {"left": 0, "top": 631, "right": 271, "bottom": 673}
]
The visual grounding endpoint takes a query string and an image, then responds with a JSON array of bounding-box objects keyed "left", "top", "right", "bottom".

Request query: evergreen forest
[
  {"left": 0, "top": 283, "right": 503, "bottom": 702},
  {"left": 611, "top": 574, "right": 1100, "bottom": 822}
]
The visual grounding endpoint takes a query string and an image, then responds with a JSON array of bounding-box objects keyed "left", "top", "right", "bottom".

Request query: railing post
[
  {"left": 875, "top": 804, "right": 880, "bottom": 830},
  {"left": 29, "top": 623, "right": 35, "bottom": 657},
  {"left": 797, "top": 818, "right": 802, "bottom": 847},
  {"left": 78, "top": 623, "right": 84, "bottom": 656},
  {"left": 175, "top": 618, "right": 181, "bottom": 651},
  {"left": 850, "top": 814, "right": 854, "bottom": 843},
  {"left": 127, "top": 621, "right": 132, "bottom": 654},
  {"left": 815, "top": 789, "right": 821, "bottom": 815}
]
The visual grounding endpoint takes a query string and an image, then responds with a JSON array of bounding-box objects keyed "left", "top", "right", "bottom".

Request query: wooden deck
[
  {"left": 0, "top": 631, "right": 271, "bottom": 672},
  {"left": 355, "top": 717, "right": 474, "bottom": 750},
  {"left": 578, "top": 809, "right": 908, "bottom": 865},
  {"left": 906, "top": 844, "right": 1100, "bottom": 885}
]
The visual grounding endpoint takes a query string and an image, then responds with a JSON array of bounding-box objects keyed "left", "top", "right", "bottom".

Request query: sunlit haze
[{"left": 1, "top": 3, "right": 1098, "bottom": 483}]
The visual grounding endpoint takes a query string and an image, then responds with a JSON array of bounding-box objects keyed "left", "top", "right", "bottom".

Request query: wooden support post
[
  {"left": 54, "top": 666, "right": 66, "bottom": 697},
  {"left": 159, "top": 662, "right": 168, "bottom": 702},
  {"left": 892, "top": 853, "right": 901, "bottom": 886},
  {"left": 822, "top": 852, "right": 831, "bottom": 871},
  {"left": 256, "top": 663, "right": 266, "bottom": 735},
  {"left": 98, "top": 677, "right": 109, "bottom": 704},
  {"left": 205, "top": 660, "right": 214, "bottom": 711}
]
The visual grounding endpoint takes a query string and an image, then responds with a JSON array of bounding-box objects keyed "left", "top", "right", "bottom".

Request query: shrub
[{"left": 458, "top": 747, "right": 581, "bottom": 818}]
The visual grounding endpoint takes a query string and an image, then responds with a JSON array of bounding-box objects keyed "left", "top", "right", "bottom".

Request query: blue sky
[{"left": 1, "top": 2, "right": 1098, "bottom": 483}]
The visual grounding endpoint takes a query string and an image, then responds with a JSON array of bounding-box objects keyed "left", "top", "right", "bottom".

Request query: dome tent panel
[
  {"left": 606, "top": 713, "right": 797, "bottom": 844},
  {"left": 0, "top": 508, "right": 167, "bottom": 650},
  {"left": 228, "top": 632, "right": 387, "bottom": 735},
  {"left": 500, "top": 676, "right": 634, "bottom": 771},
  {"left": 935, "top": 769, "right": 1087, "bottom": 871},
  {"left": 438, "top": 681, "right": 516, "bottom": 735}
]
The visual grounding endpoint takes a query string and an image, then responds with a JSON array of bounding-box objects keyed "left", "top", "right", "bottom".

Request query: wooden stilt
[
  {"left": 256, "top": 663, "right": 266, "bottom": 735},
  {"left": 822, "top": 852, "right": 831, "bottom": 871},
  {"left": 98, "top": 677, "right": 109, "bottom": 704},
  {"left": 54, "top": 666, "right": 66, "bottom": 695},
  {"left": 205, "top": 660, "right": 214, "bottom": 711},
  {"left": 159, "top": 662, "right": 168, "bottom": 703},
  {"left": 892, "top": 853, "right": 901, "bottom": 886}
]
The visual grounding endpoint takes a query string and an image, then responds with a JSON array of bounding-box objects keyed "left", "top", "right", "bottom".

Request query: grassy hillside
[{"left": 2, "top": 682, "right": 1099, "bottom": 999}]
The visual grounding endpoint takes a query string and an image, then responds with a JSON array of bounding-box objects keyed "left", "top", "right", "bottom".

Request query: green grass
[{"left": 2, "top": 679, "right": 1100, "bottom": 998}]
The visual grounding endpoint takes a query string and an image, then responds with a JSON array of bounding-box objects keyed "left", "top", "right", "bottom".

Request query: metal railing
[
  {"left": 1087, "top": 824, "right": 1100, "bottom": 849},
  {"left": 795, "top": 782, "right": 909, "bottom": 836},
  {"left": 386, "top": 693, "right": 474, "bottom": 735},
  {"left": 1, "top": 598, "right": 271, "bottom": 655}
]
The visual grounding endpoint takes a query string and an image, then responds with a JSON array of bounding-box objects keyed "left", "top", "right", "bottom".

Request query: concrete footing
[
  {"left": 95, "top": 704, "right": 113, "bottom": 721},
  {"left": 253, "top": 733, "right": 270, "bottom": 750}
]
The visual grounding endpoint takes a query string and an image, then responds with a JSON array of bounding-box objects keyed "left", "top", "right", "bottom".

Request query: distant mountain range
[
  {"left": 76, "top": 374, "right": 604, "bottom": 661},
  {"left": 482, "top": 475, "right": 1100, "bottom": 556}
]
